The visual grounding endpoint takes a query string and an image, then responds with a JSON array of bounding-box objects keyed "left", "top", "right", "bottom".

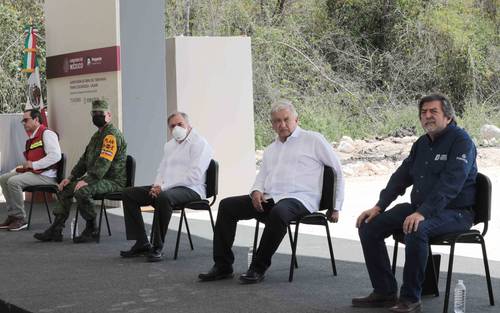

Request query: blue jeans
[{"left": 358, "top": 203, "right": 474, "bottom": 302}]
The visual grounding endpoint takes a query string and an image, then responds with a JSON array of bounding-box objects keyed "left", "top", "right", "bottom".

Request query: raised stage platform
[{"left": 0, "top": 202, "right": 498, "bottom": 313}]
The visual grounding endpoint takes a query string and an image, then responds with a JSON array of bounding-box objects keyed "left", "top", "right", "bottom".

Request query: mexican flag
[
  {"left": 22, "top": 24, "right": 47, "bottom": 127},
  {"left": 22, "top": 25, "right": 38, "bottom": 74}
]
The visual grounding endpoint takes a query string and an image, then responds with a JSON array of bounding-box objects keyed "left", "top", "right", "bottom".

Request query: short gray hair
[
  {"left": 167, "top": 111, "right": 190, "bottom": 125},
  {"left": 270, "top": 99, "right": 298, "bottom": 118}
]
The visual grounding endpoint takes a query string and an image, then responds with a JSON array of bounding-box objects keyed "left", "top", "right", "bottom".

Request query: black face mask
[{"left": 92, "top": 115, "right": 106, "bottom": 128}]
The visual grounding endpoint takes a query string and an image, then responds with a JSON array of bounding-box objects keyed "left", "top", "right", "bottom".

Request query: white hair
[
  {"left": 270, "top": 99, "right": 298, "bottom": 117},
  {"left": 167, "top": 111, "right": 190, "bottom": 125}
]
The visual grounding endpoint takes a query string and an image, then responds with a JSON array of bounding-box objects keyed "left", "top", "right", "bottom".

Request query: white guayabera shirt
[
  {"left": 154, "top": 129, "right": 213, "bottom": 199},
  {"left": 252, "top": 126, "right": 344, "bottom": 213}
]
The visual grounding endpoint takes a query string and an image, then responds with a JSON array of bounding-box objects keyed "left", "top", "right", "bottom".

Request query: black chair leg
[
  {"left": 183, "top": 210, "right": 194, "bottom": 250},
  {"left": 149, "top": 213, "right": 156, "bottom": 244},
  {"left": 97, "top": 200, "right": 105, "bottom": 243},
  {"left": 152, "top": 209, "right": 163, "bottom": 247},
  {"left": 392, "top": 240, "right": 399, "bottom": 275},
  {"left": 287, "top": 225, "right": 298, "bottom": 268},
  {"left": 103, "top": 205, "right": 111, "bottom": 236},
  {"left": 208, "top": 208, "right": 215, "bottom": 231},
  {"left": 324, "top": 221, "right": 337, "bottom": 276},
  {"left": 174, "top": 210, "right": 184, "bottom": 260},
  {"left": 73, "top": 208, "right": 79, "bottom": 239},
  {"left": 426, "top": 245, "right": 439, "bottom": 297},
  {"left": 27, "top": 193, "right": 35, "bottom": 230},
  {"left": 42, "top": 192, "right": 52, "bottom": 224},
  {"left": 479, "top": 236, "right": 495, "bottom": 305},
  {"left": 289, "top": 222, "right": 300, "bottom": 282},
  {"left": 443, "top": 242, "right": 456, "bottom": 313},
  {"left": 252, "top": 220, "right": 259, "bottom": 262}
]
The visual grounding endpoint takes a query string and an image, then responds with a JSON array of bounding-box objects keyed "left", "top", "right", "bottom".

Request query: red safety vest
[{"left": 20, "top": 125, "right": 58, "bottom": 174}]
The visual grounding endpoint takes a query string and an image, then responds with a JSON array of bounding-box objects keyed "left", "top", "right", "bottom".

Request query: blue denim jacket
[{"left": 376, "top": 123, "right": 477, "bottom": 218}]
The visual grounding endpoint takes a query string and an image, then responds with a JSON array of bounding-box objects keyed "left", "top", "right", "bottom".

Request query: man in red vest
[{"left": 0, "top": 109, "right": 61, "bottom": 231}]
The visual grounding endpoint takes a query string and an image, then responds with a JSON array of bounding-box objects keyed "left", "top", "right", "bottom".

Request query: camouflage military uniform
[{"left": 54, "top": 123, "right": 127, "bottom": 221}]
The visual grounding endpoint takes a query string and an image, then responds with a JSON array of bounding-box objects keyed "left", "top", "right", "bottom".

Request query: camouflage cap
[{"left": 92, "top": 100, "right": 109, "bottom": 112}]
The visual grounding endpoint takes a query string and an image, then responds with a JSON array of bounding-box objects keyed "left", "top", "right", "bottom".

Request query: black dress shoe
[
  {"left": 352, "top": 292, "right": 397, "bottom": 308},
  {"left": 147, "top": 247, "right": 164, "bottom": 262},
  {"left": 120, "top": 242, "right": 152, "bottom": 258},
  {"left": 198, "top": 266, "right": 234, "bottom": 282},
  {"left": 239, "top": 268, "right": 265, "bottom": 284}
]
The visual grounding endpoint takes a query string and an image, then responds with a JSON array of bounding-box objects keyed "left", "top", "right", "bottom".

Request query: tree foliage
[
  {"left": 0, "top": 0, "right": 45, "bottom": 113},
  {"left": 164, "top": 0, "right": 499, "bottom": 146},
  {"left": 1, "top": 0, "right": 498, "bottom": 147}
]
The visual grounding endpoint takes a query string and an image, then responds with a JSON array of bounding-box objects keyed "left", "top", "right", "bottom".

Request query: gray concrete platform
[{"left": 0, "top": 203, "right": 498, "bottom": 313}]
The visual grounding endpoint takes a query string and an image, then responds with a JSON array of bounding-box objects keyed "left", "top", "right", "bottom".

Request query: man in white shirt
[
  {"left": 199, "top": 99, "right": 344, "bottom": 284},
  {"left": 120, "top": 112, "right": 213, "bottom": 262},
  {"left": 0, "top": 109, "right": 61, "bottom": 231}
]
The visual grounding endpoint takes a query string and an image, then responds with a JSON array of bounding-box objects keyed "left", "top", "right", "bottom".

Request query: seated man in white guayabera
[
  {"left": 199, "top": 99, "right": 344, "bottom": 284},
  {"left": 120, "top": 112, "right": 213, "bottom": 262}
]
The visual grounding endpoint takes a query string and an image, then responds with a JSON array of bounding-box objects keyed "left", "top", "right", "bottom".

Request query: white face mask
[{"left": 172, "top": 125, "right": 188, "bottom": 141}]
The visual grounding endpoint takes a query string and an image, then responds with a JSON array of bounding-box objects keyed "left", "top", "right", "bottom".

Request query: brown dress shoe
[
  {"left": 351, "top": 292, "right": 397, "bottom": 307},
  {"left": 389, "top": 300, "right": 422, "bottom": 313}
]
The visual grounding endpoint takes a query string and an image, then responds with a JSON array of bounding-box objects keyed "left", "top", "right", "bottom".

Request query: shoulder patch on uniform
[{"left": 100, "top": 134, "right": 117, "bottom": 161}]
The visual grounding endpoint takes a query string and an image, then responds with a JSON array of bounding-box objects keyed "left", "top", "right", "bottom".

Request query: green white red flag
[
  {"left": 22, "top": 25, "right": 38, "bottom": 73},
  {"left": 22, "top": 24, "right": 47, "bottom": 127}
]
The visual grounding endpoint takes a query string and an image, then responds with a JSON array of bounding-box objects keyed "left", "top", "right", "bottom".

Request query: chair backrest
[
  {"left": 473, "top": 172, "right": 491, "bottom": 233},
  {"left": 205, "top": 159, "right": 219, "bottom": 199},
  {"left": 56, "top": 153, "right": 67, "bottom": 184},
  {"left": 319, "top": 166, "right": 336, "bottom": 211},
  {"left": 125, "top": 155, "right": 136, "bottom": 188}
]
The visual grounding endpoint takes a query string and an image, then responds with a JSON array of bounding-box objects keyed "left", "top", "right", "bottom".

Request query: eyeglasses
[{"left": 21, "top": 117, "right": 32, "bottom": 124}]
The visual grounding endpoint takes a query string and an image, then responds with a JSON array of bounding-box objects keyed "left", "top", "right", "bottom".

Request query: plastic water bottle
[
  {"left": 248, "top": 245, "right": 253, "bottom": 268},
  {"left": 454, "top": 279, "right": 466, "bottom": 313}
]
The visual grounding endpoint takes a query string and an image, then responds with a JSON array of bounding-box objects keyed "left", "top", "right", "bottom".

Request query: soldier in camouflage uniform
[{"left": 34, "top": 100, "right": 127, "bottom": 243}]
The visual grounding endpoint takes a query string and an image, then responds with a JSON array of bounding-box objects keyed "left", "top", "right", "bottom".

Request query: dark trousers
[
  {"left": 213, "top": 195, "right": 309, "bottom": 273},
  {"left": 358, "top": 203, "right": 474, "bottom": 302},
  {"left": 122, "top": 185, "right": 200, "bottom": 248}
]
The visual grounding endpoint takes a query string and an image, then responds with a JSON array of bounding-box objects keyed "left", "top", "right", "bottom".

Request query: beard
[{"left": 423, "top": 120, "right": 436, "bottom": 131}]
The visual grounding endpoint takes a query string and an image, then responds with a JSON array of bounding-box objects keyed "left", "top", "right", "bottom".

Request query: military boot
[
  {"left": 34, "top": 215, "right": 65, "bottom": 242},
  {"left": 73, "top": 219, "right": 99, "bottom": 243}
]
